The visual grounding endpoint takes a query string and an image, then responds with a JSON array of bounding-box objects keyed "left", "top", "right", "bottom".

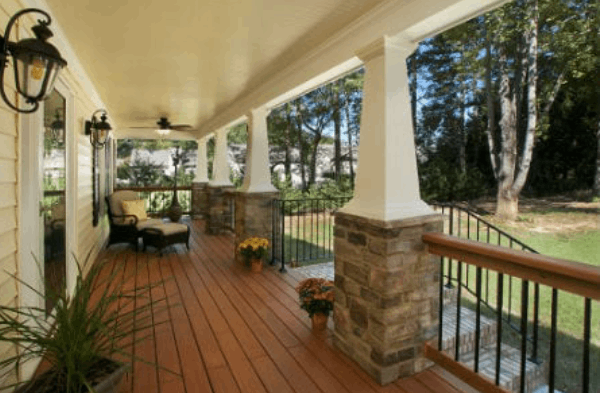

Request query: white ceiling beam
[{"left": 197, "top": 0, "right": 509, "bottom": 138}]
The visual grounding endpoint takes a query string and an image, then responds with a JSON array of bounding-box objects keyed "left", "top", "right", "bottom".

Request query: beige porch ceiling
[{"left": 43, "top": 0, "right": 388, "bottom": 133}]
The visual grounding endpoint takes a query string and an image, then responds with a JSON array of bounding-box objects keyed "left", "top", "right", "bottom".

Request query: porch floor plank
[{"left": 93, "top": 219, "right": 477, "bottom": 393}]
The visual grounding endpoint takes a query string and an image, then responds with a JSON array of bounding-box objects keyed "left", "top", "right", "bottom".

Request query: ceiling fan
[{"left": 129, "top": 117, "right": 194, "bottom": 136}]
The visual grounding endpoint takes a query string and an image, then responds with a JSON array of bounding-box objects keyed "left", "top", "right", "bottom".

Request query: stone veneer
[
  {"left": 206, "top": 185, "right": 236, "bottom": 234},
  {"left": 333, "top": 211, "right": 443, "bottom": 385},
  {"left": 191, "top": 182, "right": 209, "bottom": 219},
  {"left": 234, "top": 191, "right": 279, "bottom": 265}
]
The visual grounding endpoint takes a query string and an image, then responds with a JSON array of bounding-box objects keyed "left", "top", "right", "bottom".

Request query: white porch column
[
  {"left": 209, "top": 129, "right": 233, "bottom": 186},
  {"left": 193, "top": 136, "right": 209, "bottom": 183},
  {"left": 333, "top": 36, "right": 442, "bottom": 385},
  {"left": 341, "top": 36, "right": 432, "bottom": 221},
  {"left": 240, "top": 106, "right": 277, "bottom": 193}
]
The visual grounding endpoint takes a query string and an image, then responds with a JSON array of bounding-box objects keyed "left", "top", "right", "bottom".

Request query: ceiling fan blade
[
  {"left": 171, "top": 124, "right": 193, "bottom": 130},
  {"left": 128, "top": 126, "right": 154, "bottom": 129}
]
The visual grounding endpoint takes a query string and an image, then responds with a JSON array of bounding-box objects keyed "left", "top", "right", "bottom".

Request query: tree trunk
[
  {"left": 496, "top": 49, "right": 519, "bottom": 220},
  {"left": 344, "top": 96, "right": 355, "bottom": 189},
  {"left": 294, "top": 101, "right": 307, "bottom": 191},
  {"left": 308, "top": 136, "right": 322, "bottom": 187},
  {"left": 284, "top": 104, "right": 293, "bottom": 178},
  {"left": 594, "top": 118, "right": 600, "bottom": 198},
  {"left": 333, "top": 81, "right": 342, "bottom": 183},
  {"left": 484, "top": 24, "right": 499, "bottom": 180},
  {"left": 458, "top": 74, "right": 467, "bottom": 174}
]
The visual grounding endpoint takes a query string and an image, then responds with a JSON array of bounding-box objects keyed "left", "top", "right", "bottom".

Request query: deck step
[
  {"left": 458, "top": 343, "right": 547, "bottom": 393},
  {"left": 441, "top": 303, "right": 498, "bottom": 356}
]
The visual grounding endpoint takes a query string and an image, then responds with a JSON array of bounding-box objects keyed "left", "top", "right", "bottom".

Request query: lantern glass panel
[{"left": 14, "top": 53, "right": 49, "bottom": 100}]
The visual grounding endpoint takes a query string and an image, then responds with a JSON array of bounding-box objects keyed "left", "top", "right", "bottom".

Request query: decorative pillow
[{"left": 121, "top": 200, "right": 147, "bottom": 221}]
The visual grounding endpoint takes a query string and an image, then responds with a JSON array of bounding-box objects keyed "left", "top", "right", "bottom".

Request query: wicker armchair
[{"left": 106, "top": 191, "right": 162, "bottom": 250}]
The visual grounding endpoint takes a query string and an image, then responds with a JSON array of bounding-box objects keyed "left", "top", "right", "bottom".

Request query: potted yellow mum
[{"left": 238, "top": 237, "right": 269, "bottom": 273}]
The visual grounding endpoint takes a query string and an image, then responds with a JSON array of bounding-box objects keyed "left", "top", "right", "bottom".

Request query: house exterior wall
[{"left": 0, "top": 0, "right": 110, "bottom": 386}]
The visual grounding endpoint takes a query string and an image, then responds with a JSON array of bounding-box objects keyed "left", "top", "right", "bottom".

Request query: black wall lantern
[
  {"left": 0, "top": 9, "right": 67, "bottom": 113},
  {"left": 85, "top": 109, "right": 112, "bottom": 149}
]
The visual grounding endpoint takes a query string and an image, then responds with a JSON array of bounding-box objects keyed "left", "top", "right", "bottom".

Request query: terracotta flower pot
[
  {"left": 311, "top": 312, "right": 328, "bottom": 331},
  {"left": 250, "top": 258, "right": 263, "bottom": 273}
]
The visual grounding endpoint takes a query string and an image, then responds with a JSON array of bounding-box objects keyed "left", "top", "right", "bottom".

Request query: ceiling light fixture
[{"left": 0, "top": 8, "right": 67, "bottom": 113}]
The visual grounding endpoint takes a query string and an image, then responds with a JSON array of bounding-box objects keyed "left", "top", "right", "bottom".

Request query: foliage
[
  {"left": 238, "top": 237, "right": 269, "bottom": 262},
  {"left": 0, "top": 257, "right": 168, "bottom": 393},
  {"left": 295, "top": 278, "right": 335, "bottom": 317},
  {"left": 117, "top": 156, "right": 164, "bottom": 187}
]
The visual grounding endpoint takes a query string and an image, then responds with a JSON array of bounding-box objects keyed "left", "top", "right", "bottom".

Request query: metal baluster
[
  {"left": 438, "top": 256, "right": 444, "bottom": 351},
  {"left": 280, "top": 201, "right": 286, "bottom": 272},
  {"left": 310, "top": 199, "right": 314, "bottom": 260},
  {"left": 548, "top": 289, "right": 558, "bottom": 393},
  {"left": 296, "top": 201, "right": 300, "bottom": 263},
  {"left": 455, "top": 260, "right": 463, "bottom": 361},
  {"left": 446, "top": 207, "right": 454, "bottom": 288},
  {"left": 583, "top": 297, "right": 591, "bottom": 393},
  {"left": 303, "top": 201, "right": 306, "bottom": 261},
  {"left": 519, "top": 280, "right": 529, "bottom": 393},
  {"left": 474, "top": 266, "right": 482, "bottom": 373},
  {"left": 466, "top": 212, "right": 470, "bottom": 289},
  {"left": 531, "top": 283, "right": 540, "bottom": 363},
  {"left": 316, "top": 200, "right": 320, "bottom": 258},
  {"left": 495, "top": 273, "right": 504, "bottom": 386}
]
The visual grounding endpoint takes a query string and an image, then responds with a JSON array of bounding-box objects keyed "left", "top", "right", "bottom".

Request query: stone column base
[
  {"left": 192, "top": 182, "right": 208, "bottom": 219},
  {"left": 333, "top": 211, "right": 443, "bottom": 385},
  {"left": 234, "top": 191, "right": 279, "bottom": 265},
  {"left": 206, "top": 185, "right": 236, "bottom": 235}
]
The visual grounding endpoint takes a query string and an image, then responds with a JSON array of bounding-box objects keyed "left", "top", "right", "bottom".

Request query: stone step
[
  {"left": 441, "top": 303, "right": 498, "bottom": 356},
  {"left": 458, "top": 343, "right": 547, "bottom": 393}
]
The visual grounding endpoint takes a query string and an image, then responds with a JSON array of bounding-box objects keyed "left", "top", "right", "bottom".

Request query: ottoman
[{"left": 142, "top": 223, "right": 190, "bottom": 255}]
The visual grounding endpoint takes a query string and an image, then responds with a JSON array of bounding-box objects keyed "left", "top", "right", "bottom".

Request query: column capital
[{"left": 355, "top": 36, "right": 417, "bottom": 63}]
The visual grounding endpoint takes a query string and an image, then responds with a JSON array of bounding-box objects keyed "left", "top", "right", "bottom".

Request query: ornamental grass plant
[
  {"left": 238, "top": 237, "right": 269, "bottom": 263},
  {"left": 295, "top": 278, "right": 335, "bottom": 317},
  {"left": 0, "top": 256, "right": 172, "bottom": 393}
]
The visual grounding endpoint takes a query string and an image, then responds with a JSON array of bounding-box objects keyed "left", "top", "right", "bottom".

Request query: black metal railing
[
  {"left": 115, "top": 186, "right": 193, "bottom": 216},
  {"left": 271, "top": 196, "right": 352, "bottom": 272},
  {"left": 431, "top": 203, "right": 542, "bottom": 360},
  {"left": 424, "top": 233, "right": 598, "bottom": 393},
  {"left": 222, "top": 191, "right": 236, "bottom": 233}
]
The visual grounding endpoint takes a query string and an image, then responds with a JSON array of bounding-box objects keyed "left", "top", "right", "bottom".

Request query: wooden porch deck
[{"left": 97, "top": 219, "right": 474, "bottom": 393}]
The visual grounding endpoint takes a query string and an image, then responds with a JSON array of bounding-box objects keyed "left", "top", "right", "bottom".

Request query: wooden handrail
[{"left": 423, "top": 232, "right": 600, "bottom": 300}]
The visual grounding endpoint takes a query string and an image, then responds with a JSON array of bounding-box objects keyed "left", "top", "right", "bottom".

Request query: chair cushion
[
  {"left": 136, "top": 218, "right": 164, "bottom": 231},
  {"left": 152, "top": 223, "right": 189, "bottom": 236},
  {"left": 108, "top": 190, "right": 139, "bottom": 218},
  {"left": 122, "top": 200, "right": 148, "bottom": 221}
]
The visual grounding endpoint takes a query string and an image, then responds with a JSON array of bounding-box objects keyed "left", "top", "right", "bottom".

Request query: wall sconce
[
  {"left": 46, "top": 110, "right": 64, "bottom": 140},
  {"left": 0, "top": 9, "right": 67, "bottom": 114},
  {"left": 85, "top": 109, "right": 112, "bottom": 149}
]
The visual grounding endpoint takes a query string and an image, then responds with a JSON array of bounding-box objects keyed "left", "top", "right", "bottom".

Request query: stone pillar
[
  {"left": 207, "top": 129, "right": 234, "bottom": 234},
  {"left": 235, "top": 107, "right": 279, "bottom": 264},
  {"left": 192, "top": 182, "right": 209, "bottom": 218},
  {"left": 234, "top": 191, "right": 279, "bottom": 264},
  {"left": 206, "top": 185, "right": 235, "bottom": 234},
  {"left": 333, "top": 213, "right": 442, "bottom": 385},
  {"left": 192, "top": 137, "right": 209, "bottom": 218},
  {"left": 333, "top": 36, "right": 441, "bottom": 385}
]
